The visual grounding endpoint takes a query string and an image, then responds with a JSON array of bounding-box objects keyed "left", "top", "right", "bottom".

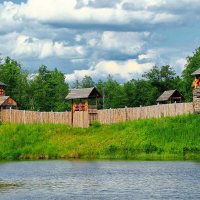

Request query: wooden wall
[
  {"left": 1, "top": 110, "right": 72, "bottom": 125},
  {"left": 97, "top": 103, "right": 194, "bottom": 125},
  {"left": 0, "top": 102, "right": 194, "bottom": 128}
]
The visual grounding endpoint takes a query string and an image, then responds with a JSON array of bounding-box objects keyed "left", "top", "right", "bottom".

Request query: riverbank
[{"left": 0, "top": 114, "right": 200, "bottom": 161}]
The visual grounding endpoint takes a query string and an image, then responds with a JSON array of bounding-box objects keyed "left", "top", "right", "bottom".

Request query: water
[{"left": 0, "top": 161, "right": 200, "bottom": 200}]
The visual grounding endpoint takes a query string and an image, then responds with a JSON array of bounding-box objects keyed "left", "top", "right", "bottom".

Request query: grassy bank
[{"left": 0, "top": 114, "right": 200, "bottom": 161}]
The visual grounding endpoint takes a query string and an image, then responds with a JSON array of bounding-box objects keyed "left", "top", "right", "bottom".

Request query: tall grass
[{"left": 0, "top": 114, "right": 200, "bottom": 160}]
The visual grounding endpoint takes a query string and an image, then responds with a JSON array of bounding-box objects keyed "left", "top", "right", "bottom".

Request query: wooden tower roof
[
  {"left": 156, "top": 89, "right": 184, "bottom": 102},
  {"left": 0, "top": 81, "right": 6, "bottom": 86},
  {"left": 66, "top": 87, "right": 101, "bottom": 100},
  {"left": 191, "top": 68, "right": 200, "bottom": 75},
  {"left": 0, "top": 96, "right": 17, "bottom": 106}
]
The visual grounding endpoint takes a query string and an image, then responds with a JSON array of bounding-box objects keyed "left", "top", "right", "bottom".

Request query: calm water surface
[{"left": 0, "top": 161, "right": 200, "bottom": 200}]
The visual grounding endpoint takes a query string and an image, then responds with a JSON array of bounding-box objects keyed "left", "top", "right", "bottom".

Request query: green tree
[
  {"left": 0, "top": 56, "right": 29, "bottom": 109},
  {"left": 124, "top": 79, "right": 159, "bottom": 107},
  {"left": 72, "top": 79, "right": 81, "bottom": 89},
  {"left": 81, "top": 75, "right": 95, "bottom": 88},
  {"left": 31, "top": 66, "right": 68, "bottom": 111},
  {"left": 143, "top": 65, "right": 176, "bottom": 92},
  {"left": 95, "top": 80, "right": 105, "bottom": 109},
  {"left": 182, "top": 47, "right": 200, "bottom": 101},
  {"left": 103, "top": 75, "right": 127, "bottom": 108}
]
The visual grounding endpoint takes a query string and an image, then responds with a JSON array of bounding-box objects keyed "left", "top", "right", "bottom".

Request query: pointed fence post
[
  {"left": 125, "top": 106, "right": 128, "bottom": 121},
  {"left": 71, "top": 99, "right": 74, "bottom": 127}
]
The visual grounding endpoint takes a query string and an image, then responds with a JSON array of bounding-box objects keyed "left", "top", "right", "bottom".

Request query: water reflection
[{"left": 0, "top": 161, "right": 200, "bottom": 200}]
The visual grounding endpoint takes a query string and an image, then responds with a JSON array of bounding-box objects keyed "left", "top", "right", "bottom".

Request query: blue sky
[{"left": 0, "top": 0, "right": 200, "bottom": 82}]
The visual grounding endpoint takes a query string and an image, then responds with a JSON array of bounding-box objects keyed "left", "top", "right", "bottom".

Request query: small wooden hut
[
  {"left": 0, "top": 96, "right": 17, "bottom": 109},
  {"left": 0, "top": 81, "right": 17, "bottom": 110},
  {"left": 156, "top": 90, "right": 184, "bottom": 104},
  {"left": 66, "top": 87, "right": 102, "bottom": 126}
]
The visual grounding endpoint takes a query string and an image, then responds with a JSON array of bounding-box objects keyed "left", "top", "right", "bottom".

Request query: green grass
[{"left": 0, "top": 114, "right": 200, "bottom": 161}]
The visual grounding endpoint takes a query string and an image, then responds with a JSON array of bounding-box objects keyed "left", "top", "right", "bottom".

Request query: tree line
[{"left": 0, "top": 47, "right": 200, "bottom": 111}]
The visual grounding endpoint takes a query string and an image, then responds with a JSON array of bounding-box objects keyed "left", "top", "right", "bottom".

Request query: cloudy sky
[{"left": 0, "top": 0, "right": 200, "bottom": 82}]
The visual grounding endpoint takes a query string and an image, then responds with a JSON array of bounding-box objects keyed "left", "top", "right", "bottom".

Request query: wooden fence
[
  {"left": 0, "top": 102, "right": 194, "bottom": 128},
  {"left": 97, "top": 102, "right": 194, "bottom": 124},
  {"left": 1, "top": 109, "right": 72, "bottom": 125}
]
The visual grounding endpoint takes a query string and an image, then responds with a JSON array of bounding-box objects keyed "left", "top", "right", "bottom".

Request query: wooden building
[
  {"left": 0, "top": 81, "right": 17, "bottom": 109},
  {"left": 66, "top": 87, "right": 101, "bottom": 109},
  {"left": 66, "top": 87, "right": 102, "bottom": 126},
  {"left": 156, "top": 90, "right": 184, "bottom": 104},
  {"left": 0, "top": 96, "right": 17, "bottom": 109},
  {"left": 191, "top": 69, "right": 200, "bottom": 113}
]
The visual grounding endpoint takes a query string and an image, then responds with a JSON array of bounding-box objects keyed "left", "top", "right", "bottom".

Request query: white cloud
[
  {"left": 6, "top": 34, "right": 86, "bottom": 59},
  {"left": 0, "top": 1, "right": 22, "bottom": 33},
  {"left": 14, "top": 0, "right": 184, "bottom": 29},
  {"left": 65, "top": 59, "right": 153, "bottom": 83},
  {"left": 102, "top": 31, "right": 149, "bottom": 55},
  {"left": 138, "top": 49, "right": 158, "bottom": 62},
  {"left": 0, "top": 0, "right": 199, "bottom": 80},
  {"left": 175, "top": 58, "right": 187, "bottom": 70}
]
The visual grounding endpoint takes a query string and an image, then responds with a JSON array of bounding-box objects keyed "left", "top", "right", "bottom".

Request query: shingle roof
[
  {"left": 66, "top": 87, "right": 101, "bottom": 100},
  {"left": 156, "top": 90, "right": 177, "bottom": 102},
  {"left": 0, "top": 81, "right": 6, "bottom": 86},
  {"left": 0, "top": 96, "right": 9, "bottom": 105},
  {"left": 191, "top": 68, "right": 200, "bottom": 75}
]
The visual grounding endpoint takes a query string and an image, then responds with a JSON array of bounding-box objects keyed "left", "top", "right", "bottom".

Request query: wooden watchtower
[
  {"left": 0, "top": 81, "right": 17, "bottom": 110},
  {"left": 192, "top": 68, "right": 200, "bottom": 113},
  {"left": 66, "top": 87, "right": 102, "bottom": 126}
]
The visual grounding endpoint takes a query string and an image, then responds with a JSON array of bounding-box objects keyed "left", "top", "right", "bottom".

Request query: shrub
[
  {"left": 107, "top": 145, "right": 118, "bottom": 154},
  {"left": 144, "top": 143, "right": 158, "bottom": 154}
]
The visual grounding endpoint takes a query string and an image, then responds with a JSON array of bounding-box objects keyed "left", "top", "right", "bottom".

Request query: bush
[
  {"left": 144, "top": 143, "right": 158, "bottom": 154},
  {"left": 107, "top": 145, "right": 118, "bottom": 154}
]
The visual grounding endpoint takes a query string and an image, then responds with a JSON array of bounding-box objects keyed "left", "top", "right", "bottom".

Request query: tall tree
[
  {"left": 81, "top": 75, "right": 95, "bottom": 88},
  {"left": 103, "top": 75, "right": 127, "bottom": 108},
  {"left": 143, "top": 65, "right": 176, "bottom": 92},
  {"left": 31, "top": 66, "right": 68, "bottom": 111},
  {"left": 0, "top": 56, "right": 29, "bottom": 109},
  {"left": 124, "top": 79, "right": 159, "bottom": 107},
  {"left": 72, "top": 79, "right": 81, "bottom": 89},
  {"left": 182, "top": 47, "right": 200, "bottom": 101}
]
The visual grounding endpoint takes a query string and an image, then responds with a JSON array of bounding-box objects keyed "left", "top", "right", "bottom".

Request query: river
[{"left": 0, "top": 161, "right": 200, "bottom": 199}]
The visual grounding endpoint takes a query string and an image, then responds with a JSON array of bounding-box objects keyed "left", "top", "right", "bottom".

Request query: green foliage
[
  {"left": 0, "top": 57, "right": 69, "bottom": 111},
  {"left": 0, "top": 57, "right": 29, "bottom": 109},
  {"left": 0, "top": 114, "right": 200, "bottom": 160},
  {"left": 182, "top": 47, "right": 200, "bottom": 101},
  {"left": 81, "top": 75, "right": 95, "bottom": 88},
  {"left": 144, "top": 143, "right": 158, "bottom": 154},
  {"left": 31, "top": 66, "right": 68, "bottom": 111}
]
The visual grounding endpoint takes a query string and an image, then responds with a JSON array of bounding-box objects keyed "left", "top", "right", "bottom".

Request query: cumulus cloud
[
  {"left": 65, "top": 59, "right": 153, "bottom": 83},
  {"left": 14, "top": 0, "right": 183, "bottom": 31},
  {"left": 0, "top": 33, "right": 86, "bottom": 60},
  {"left": 0, "top": 0, "right": 200, "bottom": 82},
  {"left": 102, "top": 31, "right": 149, "bottom": 55}
]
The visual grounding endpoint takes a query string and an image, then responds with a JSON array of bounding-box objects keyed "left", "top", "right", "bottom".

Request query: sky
[{"left": 0, "top": 0, "right": 200, "bottom": 83}]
